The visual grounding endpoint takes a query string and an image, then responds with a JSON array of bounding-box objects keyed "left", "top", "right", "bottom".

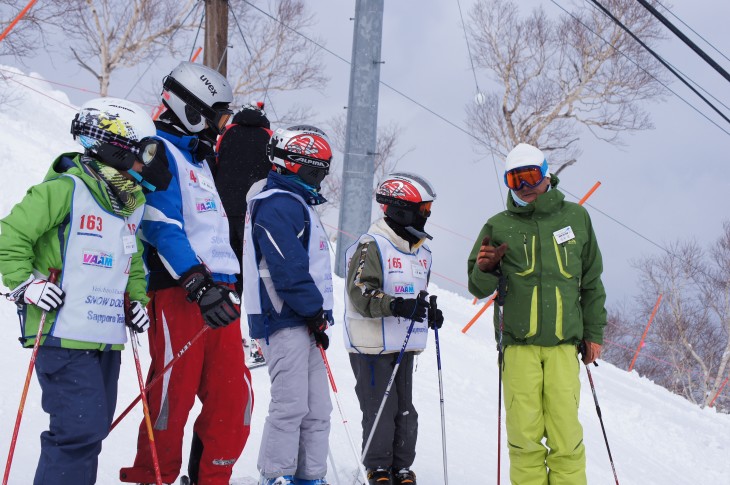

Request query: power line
[
  {"left": 229, "top": 3, "right": 279, "bottom": 120},
  {"left": 584, "top": 0, "right": 730, "bottom": 128},
  {"left": 455, "top": 0, "right": 481, "bottom": 94},
  {"left": 634, "top": 0, "right": 730, "bottom": 85},
  {"left": 654, "top": 0, "right": 730, "bottom": 65},
  {"left": 124, "top": 0, "right": 202, "bottom": 98},
  {"left": 546, "top": 0, "right": 730, "bottom": 137}
]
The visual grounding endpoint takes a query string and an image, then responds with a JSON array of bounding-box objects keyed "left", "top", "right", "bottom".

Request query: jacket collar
[
  {"left": 369, "top": 217, "right": 416, "bottom": 254},
  {"left": 155, "top": 127, "right": 199, "bottom": 154},
  {"left": 264, "top": 171, "right": 327, "bottom": 206},
  {"left": 507, "top": 174, "right": 564, "bottom": 215}
]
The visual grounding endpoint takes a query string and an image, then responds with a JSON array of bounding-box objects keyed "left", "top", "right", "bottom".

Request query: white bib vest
[
  {"left": 344, "top": 233, "right": 432, "bottom": 353},
  {"left": 242, "top": 189, "right": 333, "bottom": 315},
  {"left": 52, "top": 175, "right": 144, "bottom": 344},
  {"left": 159, "top": 137, "right": 239, "bottom": 276}
]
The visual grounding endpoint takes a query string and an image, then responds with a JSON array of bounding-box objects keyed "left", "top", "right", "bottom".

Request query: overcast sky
[{"left": 5, "top": 0, "right": 730, "bottom": 311}]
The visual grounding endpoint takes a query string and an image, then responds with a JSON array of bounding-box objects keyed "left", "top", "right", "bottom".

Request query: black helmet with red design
[
  {"left": 267, "top": 125, "right": 333, "bottom": 189},
  {"left": 376, "top": 172, "right": 437, "bottom": 240}
]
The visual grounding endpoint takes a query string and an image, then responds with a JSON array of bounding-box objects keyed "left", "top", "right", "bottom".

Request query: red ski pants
[{"left": 120, "top": 287, "right": 253, "bottom": 485}]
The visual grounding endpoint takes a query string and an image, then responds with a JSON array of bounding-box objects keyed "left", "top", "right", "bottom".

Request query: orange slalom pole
[
  {"left": 709, "top": 376, "right": 729, "bottom": 408},
  {"left": 0, "top": 0, "right": 39, "bottom": 43},
  {"left": 125, "top": 295, "right": 162, "bottom": 485},
  {"left": 461, "top": 294, "right": 495, "bottom": 333},
  {"left": 578, "top": 181, "right": 601, "bottom": 206},
  {"left": 153, "top": 46, "right": 203, "bottom": 120},
  {"left": 628, "top": 294, "right": 663, "bottom": 372},
  {"left": 3, "top": 267, "right": 60, "bottom": 485}
]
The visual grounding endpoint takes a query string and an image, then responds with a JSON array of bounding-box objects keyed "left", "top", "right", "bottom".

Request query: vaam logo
[
  {"left": 82, "top": 250, "right": 113, "bottom": 269},
  {"left": 393, "top": 283, "right": 415, "bottom": 295},
  {"left": 196, "top": 198, "right": 217, "bottom": 213},
  {"left": 199, "top": 75, "right": 218, "bottom": 96}
]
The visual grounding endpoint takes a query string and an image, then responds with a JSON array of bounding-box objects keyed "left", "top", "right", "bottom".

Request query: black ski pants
[{"left": 349, "top": 351, "right": 418, "bottom": 471}]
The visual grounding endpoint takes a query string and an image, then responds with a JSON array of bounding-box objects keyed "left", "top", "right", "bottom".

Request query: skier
[
  {"left": 213, "top": 101, "right": 273, "bottom": 296},
  {"left": 242, "top": 125, "right": 335, "bottom": 485},
  {"left": 344, "top": 173, "right": 443, "bottom": 485},
  {"left": 0, "top": 97, "right": 170, "bottom": 485},
  {"left": 467, "top": 143, "right": 607, "bottom": 485},
  {"left": 119, "top": 62, "right": 253, "bottom": 485}
]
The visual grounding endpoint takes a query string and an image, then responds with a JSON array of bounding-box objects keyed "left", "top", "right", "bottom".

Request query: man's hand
[
  {"left": 580, "top": 339, "right": 602, "bottom": 365},
  {"left": 181, "top": 265, "right": 241, "bottom": 329},
  {"left": 477, "top": 235, "right": 508, "bottom": 273},
  {"left": 306, "top": 309, "right": 330, "bottom": 350}
]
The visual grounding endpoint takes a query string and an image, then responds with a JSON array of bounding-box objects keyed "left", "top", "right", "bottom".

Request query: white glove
[
  {"left": 9, "top": 276, "right": 65, "bottom": 312},
  {"left": 126, "top": 300, "right": 150, "bottom": 333}
]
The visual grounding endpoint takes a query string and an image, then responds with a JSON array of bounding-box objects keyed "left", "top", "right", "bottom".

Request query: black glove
[
  {"left": 390, "top": 290, "right": 429, "bottom": 322},
  {"left": 306, "top": 308, "right": 330, "bottom": 350},
  {"left": 428, "top": 295, "right": 444, "bottom": 329},
  {"left": 181, "top": 264, "right": 241, "bottom": 329}
]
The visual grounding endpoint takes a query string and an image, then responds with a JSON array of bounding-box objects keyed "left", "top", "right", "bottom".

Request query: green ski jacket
[
  {"left": 467, "top": 175, "right": 607, "bottom": 347},
  {"left": 0, "top": 153, "right": 148, "bottom": 350}
]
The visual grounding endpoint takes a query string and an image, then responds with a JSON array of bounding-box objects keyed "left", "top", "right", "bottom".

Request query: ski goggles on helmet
[
  {"left": 163, "top": 76, "right": 233, "bottom": 133},
  {"left": 418, "top": 201, "right": 433, "bottom": 217},
  {"left": 504, "top": 160, "right": 549, "bottom": 190}
]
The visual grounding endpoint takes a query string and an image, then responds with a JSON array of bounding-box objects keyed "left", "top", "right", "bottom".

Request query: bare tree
[
  {"left": 466, "top": 0, "right": 668, "bottom": 173},
  {"left": 227, "top": 0, "right": 328, "bottom": 124},
  {"left": 320, "top": 113, "right": 411, "bottom": 214},
  {"left": 48, "top": 0, "right": 200, "bottom": 96},
  {"left": 0, "top": 1, "right": 71, "bottom": 59},
  {"left": 605, "top": 223, "right": 730, "bottom": 412}
]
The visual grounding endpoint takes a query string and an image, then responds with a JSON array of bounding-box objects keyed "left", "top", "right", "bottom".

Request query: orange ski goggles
[{"left": 504, "top": 160, "right": 549, "bottom": 190}]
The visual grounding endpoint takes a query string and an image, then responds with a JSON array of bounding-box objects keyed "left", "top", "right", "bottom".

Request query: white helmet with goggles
[
  {"left": 503, "top": 143, "right": 550, "bottom": 190},
  {"left": 161, "top": 61, "right": 234, "bottom": 135},
  {"left": 267, "top": 125, "right": 333, "bottom": 189}
]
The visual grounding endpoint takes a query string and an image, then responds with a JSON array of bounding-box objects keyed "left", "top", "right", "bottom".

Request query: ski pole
[
  {"left": 584, "top": 361, "right": 620, "bottom": 485},
  {"left": 495, "top": 274, "right": 507, "bottom": 485},
  {"left": 110, "top": 325, "right": 209, "bottom": 431},
  {"left": 430, "top": 295, "right": 449, "bottom": 485},
  {"left": 3, "top": 267, "right": 60, "bottom": 485},
  {"left": 318, "top": 344, "right": 369, "bottom": 485},
  {"left": 125, "top": 294, "right": 163, "bottom": 485},
  {"left": 361, "top": 291, "right": 428, "bottom": 463}
]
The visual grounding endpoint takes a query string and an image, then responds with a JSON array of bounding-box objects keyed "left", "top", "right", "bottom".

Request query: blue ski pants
[{"left": 33, "top": 346, "right": 121, "bottom": 485}]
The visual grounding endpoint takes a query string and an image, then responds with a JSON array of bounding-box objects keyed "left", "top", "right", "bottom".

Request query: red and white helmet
[
  {"left": 267, "top": 125, "right": 333, "bottom": 189},
  {"left": 376, "top": 172, "right": 436, "bottom": 234}
]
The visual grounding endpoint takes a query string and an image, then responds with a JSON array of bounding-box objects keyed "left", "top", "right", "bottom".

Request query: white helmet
[
  {"left": 267, "top": 125, "right": 333, "bottom": 189},
  {"left": 71, "top": 97, "right": 156, "bottom": 153},
  {"left": 161, "top": 61, "right": 234, "bottom": 134}
]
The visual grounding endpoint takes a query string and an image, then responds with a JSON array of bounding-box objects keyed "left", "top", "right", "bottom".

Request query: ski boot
[
  {"left": 392, "top": 468, "right": 416, "bottom": 485},
  {"left": 367, "top": 467, "right": 392, "bottom": 484},
  {"left": 259, "top": 476, "right": 294, "bottom": 485}
]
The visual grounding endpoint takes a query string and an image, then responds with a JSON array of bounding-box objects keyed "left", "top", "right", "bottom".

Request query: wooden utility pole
[{"left": 204, "top": 0, "right": 229, "bottom": 75}]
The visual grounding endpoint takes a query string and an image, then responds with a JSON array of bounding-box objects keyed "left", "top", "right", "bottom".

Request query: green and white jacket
[
  {"left": 0, "top": 153, "right": 149, "bottom": 350},
  {"left": 467, "top": 175, "right": 607, "bottom": 347}
]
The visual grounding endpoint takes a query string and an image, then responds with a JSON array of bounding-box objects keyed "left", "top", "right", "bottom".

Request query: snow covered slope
[{"left": 0, "top": 68, "right": 728, "bottom": 484}]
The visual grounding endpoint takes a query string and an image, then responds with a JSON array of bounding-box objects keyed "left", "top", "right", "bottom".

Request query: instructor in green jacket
[{"left": 467, "top": 143, "right": 607, "bottom": 485}]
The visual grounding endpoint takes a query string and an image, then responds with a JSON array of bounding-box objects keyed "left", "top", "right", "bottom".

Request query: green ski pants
[{"left": 503, "top": 344, "right": 586, "bottom": 485}]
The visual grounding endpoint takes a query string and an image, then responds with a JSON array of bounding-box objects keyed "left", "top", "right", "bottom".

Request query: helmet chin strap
[{"left": 404, "top": 225, "right": 433, "bottom": 241}]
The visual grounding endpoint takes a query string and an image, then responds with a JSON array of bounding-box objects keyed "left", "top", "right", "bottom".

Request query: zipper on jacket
[{"left": 516, "top": 235, "right": 536, "bottom": 276}]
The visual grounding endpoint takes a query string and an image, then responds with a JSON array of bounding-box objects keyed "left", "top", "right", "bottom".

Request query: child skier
[
  {"left": 242, "top": 125, "right": 335, "bottom": 485},
  {"left": 344, "top": 172, "right": 443, "bottom": 485},
  {"left": 0, "top": 97, "right": 170, "bottom": 485}
]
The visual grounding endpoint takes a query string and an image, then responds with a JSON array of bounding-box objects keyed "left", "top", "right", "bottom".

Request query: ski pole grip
[
  {"left": 123, "top": 292, "right": 131, "bottom": 321},
  {"left": 47, "top": 268, "right": 60, "bottom": 285},
  {"left": 428, "top": 295, "right": 438, "bottom": 328}
]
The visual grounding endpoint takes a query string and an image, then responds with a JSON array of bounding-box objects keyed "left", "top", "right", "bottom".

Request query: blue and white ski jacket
[
  {"left": 140, "top": 129, "right": 237, "bottom": 289},
  {"left": 245, "top": 171, "right": 333, "bottom": 340}
]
